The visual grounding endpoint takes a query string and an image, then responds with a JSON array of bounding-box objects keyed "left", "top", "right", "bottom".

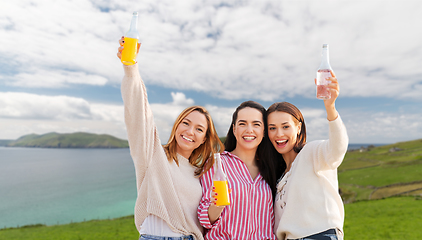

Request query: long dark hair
[
  {"left": 266, "top": 102, "right": 307, "bottom": 184},
  {"left": 224, "top": 100, "right": 278, "bottom": 197}
]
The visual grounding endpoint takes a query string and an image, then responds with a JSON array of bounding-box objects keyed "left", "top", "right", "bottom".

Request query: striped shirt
[{"left": 198, "top": 151, "right": 276, "bottom": 240}]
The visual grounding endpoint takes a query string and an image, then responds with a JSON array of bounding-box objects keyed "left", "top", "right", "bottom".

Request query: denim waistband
[
  {"left": 139, "top": 234, "right": 194, "bottom": 240},
  {"left": 289, "top": 228, "right": 338, "bottom": 240}
]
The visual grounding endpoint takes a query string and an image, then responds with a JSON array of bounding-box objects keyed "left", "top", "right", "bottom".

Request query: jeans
[
  {"left": 289, "top": 228, "right": 343, "bottom": 240},
  {"left": 139, "top": 234, "right": 194, "bottom": 240}
]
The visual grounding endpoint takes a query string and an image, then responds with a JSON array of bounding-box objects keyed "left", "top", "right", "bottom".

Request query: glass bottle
[
  {"left": 212, "top": 153, "right": 230, "bottom": 206},
  {"left": 121, "top": 12, "right": 140, "bottom": 65},
  {"left": 316, "top": 44, "right": 333, "bottom": 100}
]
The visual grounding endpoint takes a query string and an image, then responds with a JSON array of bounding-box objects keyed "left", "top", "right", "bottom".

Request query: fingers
[
  {"left": 210, "top": 186, "right": 216, "bottom": 205},
  {"left": 117, "top": 36, "right": 124, "bottom": 59}
]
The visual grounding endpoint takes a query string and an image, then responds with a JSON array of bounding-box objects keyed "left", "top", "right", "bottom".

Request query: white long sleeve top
[
  {"left": 121, "top": 64, "right": 204, "bottom": 240},
  {"left": 274, "top": 116, "right": 348, "bottom": 240}
]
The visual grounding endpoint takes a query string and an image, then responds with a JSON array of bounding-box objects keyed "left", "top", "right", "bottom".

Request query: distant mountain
[
  {"left": 5, "top": 132, "right": 129, "bottom": 148},
  {"left": 0, "top": 140, "right": 13, "bottom": 146}
]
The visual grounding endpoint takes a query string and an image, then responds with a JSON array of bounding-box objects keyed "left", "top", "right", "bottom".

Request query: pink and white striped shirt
[{"left": 198, "top": 151, "right": 276, "bottom": 240}]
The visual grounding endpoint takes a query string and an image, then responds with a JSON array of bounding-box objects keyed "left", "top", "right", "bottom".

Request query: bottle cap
[{"left": 133, "top": 12, "right": 138, "bottom": 16}]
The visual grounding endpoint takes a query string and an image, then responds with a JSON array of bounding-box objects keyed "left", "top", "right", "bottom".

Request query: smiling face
[
  {"left": 267, "top": 111, "right": 301, "bottom": 158},
  {"left": 175, "top": 110, "right": 208, "bottom": 159},
  {"left": 233, "top": 107, "right": 264, "bottom": 152}
]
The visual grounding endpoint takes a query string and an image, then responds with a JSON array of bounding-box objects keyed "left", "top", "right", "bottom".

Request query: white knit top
[
  {"left": 274, "top": 116, "right": 348, "bottom": 240},
  {"left": 121, "top": 64, "right": 204, "bottom": 240}
]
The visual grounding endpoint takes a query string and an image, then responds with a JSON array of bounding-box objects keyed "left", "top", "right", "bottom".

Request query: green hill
[
  {"left": 6, "top": 132, "right": 129, "bottom": 148},
  {"left": 339, "top": 138, "right": 422, "bottom": 203},
  {"left": 0, "top": 139, "right": 13, "bottom": 146}
]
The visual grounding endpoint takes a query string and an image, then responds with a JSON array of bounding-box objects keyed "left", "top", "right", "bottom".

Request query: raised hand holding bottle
[
  {"left": 121, "top": 12, "right": 140, "bottom": 65},
  {"left": 316, "top": 44, "right": 333, "bottom": 100}
]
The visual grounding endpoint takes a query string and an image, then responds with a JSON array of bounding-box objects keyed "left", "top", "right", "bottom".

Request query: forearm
[
  {"left": 208, "top": 205, "right": 225, "bottom": 224},
  {"left": 325, "top": 102, "right": 338, "bottom": 122}
]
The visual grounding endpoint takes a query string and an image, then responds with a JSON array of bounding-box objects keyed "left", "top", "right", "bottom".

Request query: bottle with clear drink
[
  {"left": 121, "top": 12, "right": 140, "bottom": 65},
  {"left": 316, "top": 44, "right": 333, "bottom": 100},
  {"left": 212, "top": 153, "right": 230, "bottom": 206}
]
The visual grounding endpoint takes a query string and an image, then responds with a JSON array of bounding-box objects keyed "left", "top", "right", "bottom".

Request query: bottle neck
[
  {"left": 126, "top": 14, "right": 139, "bottom": 39},
  {"left": 130, "top": 15, "right": 138, "bottom": 30},
  {"left": 214, "top": 154, "right": 226, "bottom": 180},
  {"left": 319, "top": 47, "right": 331, "bottom": 70}
]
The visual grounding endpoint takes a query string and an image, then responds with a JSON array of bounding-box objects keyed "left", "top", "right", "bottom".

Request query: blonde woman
[{"left": 117, "top": 37, "right": 223, "bottom": 240}]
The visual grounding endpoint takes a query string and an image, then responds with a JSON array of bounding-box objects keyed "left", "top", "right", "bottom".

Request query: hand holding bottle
[
  {"left": 316, "top": 44, "right": 333, "bottom": 100},
  {"left": 117, "top": 36, "right": 141, "bottom": 60},
  {"left": 118, "top": 12, "right": 141, "bottom": 65},
  {"left": 208, "top": 153, "right": 230, "bottom": 224},
  {"left": 315, "top": 70, "right": 339, "bottom": 121}
]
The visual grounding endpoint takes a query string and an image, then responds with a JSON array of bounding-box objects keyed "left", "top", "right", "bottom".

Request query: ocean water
[
  {"left": 347, "top": 143, "right": 387, "bottom": 150},
  {"left": 0, "top": 147, "right": 137, "bottom": 229},
  {"left": 0, "top": 144, "right": 386, "bottom": 229}
]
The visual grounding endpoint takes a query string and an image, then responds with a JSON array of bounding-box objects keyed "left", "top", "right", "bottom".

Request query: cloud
[
  {"left": 2, "top": 69, "right": 108, "bottom": 88},
  {"left": 1, "top": 1, "right": 422, "bottom": 144},
  {"left": 1, "top": 91, "right": 422, "bottom": 144},
  {"left": 0, "top": 91, "right": 123, "bottom": 121},
  {"left": 1, "top": 0, "right": 422, "bottom": 101}
]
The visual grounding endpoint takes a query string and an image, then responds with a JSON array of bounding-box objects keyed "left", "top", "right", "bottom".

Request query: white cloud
[
  {"left": 1, "top": 0, "right": 422, "bottom": 144},
  {"left": 1, "top": 0, "right": 422, "bottom": 100},
  {"left": 1, "top": 91, "right": 422, "bottom": 144},
  {"left": 0, "top": 92, "right": 92, "bottom": 120}
]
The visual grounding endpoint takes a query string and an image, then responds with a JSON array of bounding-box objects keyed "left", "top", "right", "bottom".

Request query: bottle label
[
  {"left": 213, "top": 180, "right": 230, "bottom": 206},
  {"left": 121, "top": 37, "right": 138, "bottom": 65}
]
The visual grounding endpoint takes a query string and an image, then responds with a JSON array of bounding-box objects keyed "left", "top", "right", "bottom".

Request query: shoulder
[{"left": 301, "top": 140, "right": 324, "bottom": 151}]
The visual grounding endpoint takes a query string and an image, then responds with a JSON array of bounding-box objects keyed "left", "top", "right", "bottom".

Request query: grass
[
  {"left": 0, "top": 216, "right": 139, "bottom": 240},
  {"left": 339, "top": 161, "right": 422, "bottom": 187},
  {"left": 344, "top": 196, "right": 422, "bottom": 239},
  {"left": 339, "top": 139, "right": 422, "bottom": 203},
  {"left": 1, "top": 197, "right": 421, "bottom": 239}
]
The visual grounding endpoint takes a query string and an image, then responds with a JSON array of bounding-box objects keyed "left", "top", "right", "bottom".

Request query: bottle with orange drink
[
  {"left": 121, "top": 12, "right": 140, "bottom": 65},
  {"left": 212, "top": 153, "right": 230, "bottom": 206}
]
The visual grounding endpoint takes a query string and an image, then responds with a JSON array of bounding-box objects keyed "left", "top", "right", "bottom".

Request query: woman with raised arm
[
  {"left": 117, "top": 37, "right": 224, "bottom": 240},
  {"left": 198, "top": 100, "right": 277, "bottom": 240},
  {"left": 268, "top": 72, "right": 348, "bottom": 240}
]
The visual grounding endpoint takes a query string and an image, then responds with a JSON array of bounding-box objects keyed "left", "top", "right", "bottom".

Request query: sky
[{"left": 0, "top": 0, "right": 421, "bottom": 144}]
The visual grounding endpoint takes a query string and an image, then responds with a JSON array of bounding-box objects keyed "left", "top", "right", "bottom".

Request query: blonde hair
[{"left": 163, "top": 106, "right": 224, "bottom": 177}]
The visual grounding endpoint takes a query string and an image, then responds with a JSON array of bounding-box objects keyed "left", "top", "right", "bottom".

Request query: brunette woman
[
  {"left": 268, "top": 73, "right": 348, "bottom": 240},
  {"left": 198, "top": 101, "right": 277, "bottom": 240}
]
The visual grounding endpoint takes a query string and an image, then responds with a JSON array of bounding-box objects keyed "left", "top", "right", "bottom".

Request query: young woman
[
  {"left": 267, "top": 73, "right": 348, "bottom": 240},
  {"left": 197, "top": 101, "right": 277, "bottom": 240},
  {"left": 117, "top": 37, "right": 224, "bottom": 240}
]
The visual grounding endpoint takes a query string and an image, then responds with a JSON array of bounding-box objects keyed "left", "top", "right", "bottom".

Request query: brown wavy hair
[{"left": 163, "top": 106, "right": 224, "bottom": 177}]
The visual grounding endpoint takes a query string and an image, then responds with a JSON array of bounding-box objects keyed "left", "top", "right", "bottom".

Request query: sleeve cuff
[
  {"left": 198, "top": 202, "right": 222, "bottom": 229},
  {"left": 123, "top": 63, "right": 139, "bottom": 77}
]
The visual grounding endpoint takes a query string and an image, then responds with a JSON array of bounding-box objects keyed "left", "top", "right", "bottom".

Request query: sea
[
  {"left": 0, "top": 143, "right": 386, "bottom": 229},
  {"left": 0, "top": 147, "right": 137, "bottom": 229}
]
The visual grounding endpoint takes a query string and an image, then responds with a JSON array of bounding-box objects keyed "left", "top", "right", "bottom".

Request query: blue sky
[{"left": 1, "top": 0, "right": 421, "bottom": 144}]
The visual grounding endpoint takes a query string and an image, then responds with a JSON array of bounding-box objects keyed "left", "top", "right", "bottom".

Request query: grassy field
[
  {"left": 344, "top": 196, "right": 422, "bottom": 239},
  {"left": 1, "top": 196, "right": 421, "bottom": 239},
  {"left": 1, "top": 139, "right": 421, "bottom": 239},
  {"left": 0, "top": 216, "right": 139, "bottom": 240},
  {"left": 339, "top": 139, "right": 422, "bottom": 203}
]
